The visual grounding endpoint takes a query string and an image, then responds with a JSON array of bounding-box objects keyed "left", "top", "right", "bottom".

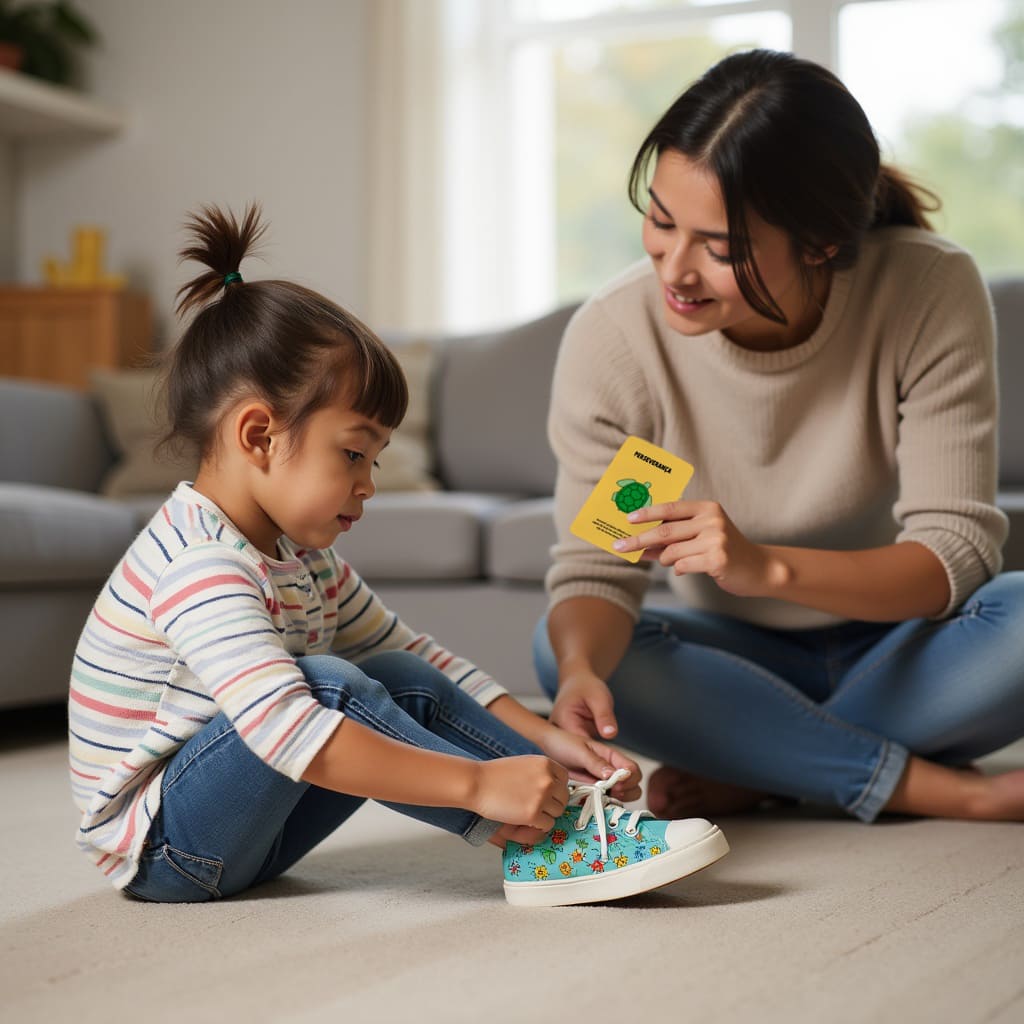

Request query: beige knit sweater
[{"left": 546, "top": 226, "right": 1007, "bottom": 629}]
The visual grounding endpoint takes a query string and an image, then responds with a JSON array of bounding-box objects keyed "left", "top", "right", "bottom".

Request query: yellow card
[{"left": 571, "top": 437, "right": 694, "bottom": 563}]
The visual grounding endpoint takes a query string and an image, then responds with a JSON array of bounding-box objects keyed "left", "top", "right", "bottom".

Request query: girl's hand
[
  {"left": 614, "top": 499, "right": 784, "bottom": 597},
  {"left": 550, "top": 670, "right": 619, "bottom": 741},
  {"left": 535, "top": 724, "right": 642, "bottom": 803},
  {"left": 470, "top": 755, "right": 568, "bottom": 840}
]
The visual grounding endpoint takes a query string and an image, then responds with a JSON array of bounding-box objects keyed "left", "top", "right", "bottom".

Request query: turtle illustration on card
[{"left": 571, "top": 437, "right": 694, "bottom": 563}]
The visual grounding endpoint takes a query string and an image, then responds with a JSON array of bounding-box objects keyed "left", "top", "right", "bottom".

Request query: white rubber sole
[{"left": 503, "top": 824, "right": 729, "bottom": 908}]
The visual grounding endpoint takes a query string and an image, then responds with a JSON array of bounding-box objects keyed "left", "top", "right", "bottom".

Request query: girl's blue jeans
[
  {"left": 124, "top": 650, "right": 540, "bottom": 902},
  {"left": 534, "top": 572, "right": 1024, "bottom": 823}
]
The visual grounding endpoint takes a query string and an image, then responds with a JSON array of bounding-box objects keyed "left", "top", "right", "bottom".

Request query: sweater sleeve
[
  {"left": 545, "top": 295, "right": 657, "bottom": 620},
  {"left": 150, "top": 544, "right": 344, "bottom": 782},
  {"left": 892, "top": 248, "right": 1008, "bottom": 616},
  {"left": 327, "top": 552, "right": 508, "bottom": 706}
]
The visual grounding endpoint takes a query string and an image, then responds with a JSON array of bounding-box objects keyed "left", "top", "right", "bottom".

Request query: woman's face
[{"left": 641, "top": 149, "right": 823, "bottom": 351}]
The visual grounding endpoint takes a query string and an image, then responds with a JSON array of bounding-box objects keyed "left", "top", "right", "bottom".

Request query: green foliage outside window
[
  {"left": 550, "top": 3, "right": 1024, "bottom": 303},
  {"left": 900, "top": 0, "right": 1024, "bottom": 277}
]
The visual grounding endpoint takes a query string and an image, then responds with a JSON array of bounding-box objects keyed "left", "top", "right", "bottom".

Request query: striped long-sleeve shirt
[{"left": 69, "top": 482, "right": 507, "bottom": 889}]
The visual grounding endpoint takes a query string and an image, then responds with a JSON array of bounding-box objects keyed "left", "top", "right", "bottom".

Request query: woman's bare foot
[
  {"left": 645, "top": 764, "right": 773, "bottom": 818},
  {"left": 884, "top": 756, "right": 1024, "bottom": 820}
]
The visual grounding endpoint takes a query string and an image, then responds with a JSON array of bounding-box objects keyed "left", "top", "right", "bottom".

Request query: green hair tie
[{"left": 223, "top": 271, "right": 243, "bottom": 286}]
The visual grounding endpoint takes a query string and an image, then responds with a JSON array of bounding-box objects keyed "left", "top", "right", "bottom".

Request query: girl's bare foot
[
  {"left": 645, "top": 764, "right": 773, "bottom": 818},
  {"left": 883, "top": 757, "right": 1024, "bottom": 820}
]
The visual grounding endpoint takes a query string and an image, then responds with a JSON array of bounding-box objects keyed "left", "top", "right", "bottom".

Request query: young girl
[
  {"left": 68, "top": 205, "right": 728, "bottom": 908},
  {"left": 536, "top": 49, "right": 1024, "bottom": 824}
]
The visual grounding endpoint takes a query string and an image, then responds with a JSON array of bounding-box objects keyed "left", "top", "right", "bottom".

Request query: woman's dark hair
[
  {"left": 628, "top": 49, "right": 940, "bottom": 324},
  {"left": 161, "top": 203, "right": 407, "bottom": 459}
]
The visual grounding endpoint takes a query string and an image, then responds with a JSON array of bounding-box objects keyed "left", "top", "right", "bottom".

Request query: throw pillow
[
  {"left": 91, "top": 367, "right": 200, "bottom": 498},
  {"left": 375, "top": 339, "right": 440, "bottom": 492}
]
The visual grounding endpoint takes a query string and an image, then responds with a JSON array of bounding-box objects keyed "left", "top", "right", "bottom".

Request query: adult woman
[{"left": 534, "top": 49, "right": 1024, "bottom": 822}]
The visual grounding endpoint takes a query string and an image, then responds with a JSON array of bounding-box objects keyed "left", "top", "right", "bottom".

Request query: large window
[
  {"left": 441, "top": 0, "right": 1023, "bottom": 331},
  {"left": 840, "top": 0, "right": 1024, "bottom": 277}
]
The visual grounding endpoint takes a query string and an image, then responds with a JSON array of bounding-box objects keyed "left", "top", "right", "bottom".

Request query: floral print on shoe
[{"left": 503, "top": 769, "right": 729, "bottom": 908}]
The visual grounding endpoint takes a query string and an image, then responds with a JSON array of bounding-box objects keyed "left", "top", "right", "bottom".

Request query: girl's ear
[
  {"left": 235, "top": 402, "right": 276, "bottom": 466},
  {"left": 805, "top": 244, "right": 839, "bottom": 266}
]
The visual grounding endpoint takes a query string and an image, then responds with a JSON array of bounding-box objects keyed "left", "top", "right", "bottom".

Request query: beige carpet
[{"left": 2, "top": 709, "right": 1022, "bottom": 1024}]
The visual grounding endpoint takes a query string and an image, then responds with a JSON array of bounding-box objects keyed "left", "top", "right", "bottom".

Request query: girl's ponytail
[
  {"left": 161, "top": 202, "right": 406, "bottom": 462},
  {"left": 175, "top": 203, "right": 265, "bottom": 317},
  {"left": 873, "top": 165, "right": 941, "bottom": 230}
]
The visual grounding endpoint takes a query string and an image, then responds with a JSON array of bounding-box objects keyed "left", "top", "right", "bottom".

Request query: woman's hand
[
  {"left": 534, "top": 722, "right": 642, "bottom": 803},
  {"left": 550, "top": 670, "right": 619, "bottom": 741},
  {"left": 613, "top": 499, "right": 786, "bottom": 597}
]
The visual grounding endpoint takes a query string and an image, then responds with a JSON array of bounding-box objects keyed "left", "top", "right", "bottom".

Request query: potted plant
[{"left": 0, "top": 1, "right": 97, "bottom": 85}]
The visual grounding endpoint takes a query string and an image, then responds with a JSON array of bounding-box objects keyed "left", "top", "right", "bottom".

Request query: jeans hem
[
  {"left": 464, "top": 816, "right": 500, "bottom": 847},
  {"left": 847, "top": 740, "right": 909, "bottom": 822}
]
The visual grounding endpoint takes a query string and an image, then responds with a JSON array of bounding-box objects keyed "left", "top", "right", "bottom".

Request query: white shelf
[{"left": 0, "top": 68, "right": 123, "bottom": 138}]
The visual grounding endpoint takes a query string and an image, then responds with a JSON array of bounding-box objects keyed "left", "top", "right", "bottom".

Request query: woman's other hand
[{"left": 550, "top": 669, "right": 620, "bottom": 741}]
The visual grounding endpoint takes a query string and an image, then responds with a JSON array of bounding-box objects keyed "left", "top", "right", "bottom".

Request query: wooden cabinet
[{"left": 0, "top": 287, "right": 152, "bottom": 390}]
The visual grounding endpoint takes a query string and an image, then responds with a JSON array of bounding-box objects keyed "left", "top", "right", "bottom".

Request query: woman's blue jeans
[
  {"left": 534, "top": 572, "right": 1024, "bottom": 823},
  {"left": 125, "top": 650, "right": 540, "bottom": 902}
]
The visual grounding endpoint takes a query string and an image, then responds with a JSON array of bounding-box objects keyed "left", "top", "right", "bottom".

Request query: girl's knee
[
  {"left": 295, "top": 654, "right": 379, "bottom": 709},
  {"left": 296, "top": 654, "right": 363, "bottom": 683},
  {"left": 359, "top": 649, "right": 425, "bottom": 672},
  {"left": 356, "top": 649, "right": 460, "bottom": 704}
]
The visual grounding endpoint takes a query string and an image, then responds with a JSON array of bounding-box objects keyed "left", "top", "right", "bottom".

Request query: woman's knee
[{"left": 965, "top": 570, "right": 1024, "bottom": 613}]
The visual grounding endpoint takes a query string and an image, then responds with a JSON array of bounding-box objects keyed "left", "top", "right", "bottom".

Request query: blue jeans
[
  {"left": 125, "top": 651, "right": 540, "bottom": 902},
  {"left": 534, "top": 573, "right": 1024, "bottom": 823}
]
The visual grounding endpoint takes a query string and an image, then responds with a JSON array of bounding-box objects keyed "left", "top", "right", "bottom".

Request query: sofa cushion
[
  {"left": 999, "top": 490, "right": 1024, "bottom": 572},
  {"left": 991, "top": 278, "right": 1024, "bottom": 486},
  {"left": 0, "top": 484, "right": 135, "bottom": 586},
  {"left": 116, "top": 493, "right": 170, "bottom": 530},
  {"left": 333, "top": 492, "right": 514, "bottom": 581},
  {"left": 434, "top": 304, "right": 578, "bottom": 496},
  {"left": 486, "top": 498, "right": 558, "bottom": 583},
  {"left": 0, "top": 379, "right": 113, "bottom": 492}
]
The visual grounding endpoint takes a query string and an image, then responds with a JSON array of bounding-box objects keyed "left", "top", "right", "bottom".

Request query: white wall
[{"left": 15, "top": 0, "right": 371, "bottom": 346}]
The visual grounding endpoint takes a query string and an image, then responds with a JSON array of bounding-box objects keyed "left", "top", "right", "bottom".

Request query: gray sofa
[{"left": 2, "top": 282, "right": 1022, "bottom": 710}]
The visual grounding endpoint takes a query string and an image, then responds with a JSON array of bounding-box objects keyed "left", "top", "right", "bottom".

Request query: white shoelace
[{"left": 567, "top": 768, "right": 653, "bottom": 862}]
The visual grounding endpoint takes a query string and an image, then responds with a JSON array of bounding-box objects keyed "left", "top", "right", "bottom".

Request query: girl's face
[
  {"left": 252, "top": 393, "right": 391, "bottom": 557},
  {"left": 641, "top": 149, "right": 825, "bottom": 351}
]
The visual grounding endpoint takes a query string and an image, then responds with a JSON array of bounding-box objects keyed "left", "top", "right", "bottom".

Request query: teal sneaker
[{"left": 503, "top": 769, "right": 729, "bottom": 907}]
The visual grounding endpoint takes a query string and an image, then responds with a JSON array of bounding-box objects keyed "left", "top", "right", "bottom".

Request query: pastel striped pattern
[{"left": 69, "top": 482, "right": 507, "bottom": 889}]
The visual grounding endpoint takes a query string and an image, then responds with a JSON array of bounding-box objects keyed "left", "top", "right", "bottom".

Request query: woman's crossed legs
[{"left": 534, "top": 573, "right": 1024, "bottom": 822}]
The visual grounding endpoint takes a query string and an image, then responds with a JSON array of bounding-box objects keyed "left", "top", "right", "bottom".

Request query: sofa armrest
[{"left": 0, "top": 378, "right": 113, "bottom": 492}]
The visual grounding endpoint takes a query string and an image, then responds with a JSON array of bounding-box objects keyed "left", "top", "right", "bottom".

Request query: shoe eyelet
[{"left": 624, "top": 827, "right": 637, "bottom": 836}]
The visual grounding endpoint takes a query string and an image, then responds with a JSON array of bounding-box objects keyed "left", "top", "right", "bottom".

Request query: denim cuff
[
  {"left": 848, "top": 739, "right": 910, "bottom": 822},
  {"left": 463, "top": 815, "right": 501, "bottom": 847}
]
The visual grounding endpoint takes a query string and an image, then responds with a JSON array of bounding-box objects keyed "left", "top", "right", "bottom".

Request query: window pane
[
  {"left": 840, "top": 0, "right": 1024, "bottom": 275},
  {"left": 548, "top": 13, "right": 790, "bottom": 303}
]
